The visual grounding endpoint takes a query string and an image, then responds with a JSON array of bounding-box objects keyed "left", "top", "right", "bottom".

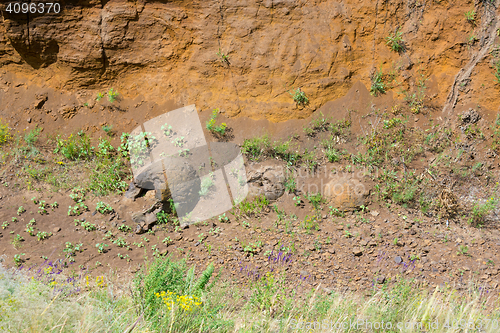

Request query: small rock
[
  {"left": 92, "top": 211, "right": 97, "bottom": 216},
  {"left": 395, "top": 256, "right": 403, "bottom": 264},
  {"left": 353, "top": 248, "right": 363, "bottom": 256},
  {"left": 53, "top": 227, "right": 61, "bottom": 233},
  {"left": 370, "top": 210, "right": 379, "bottom": 217},
  {"left": 27, "top": 118, "right": 31, "bottom": 123},
  {"left": 173, "top": 234, "right": 183, "bottom": 241},
  {"left": 376, "top": 276, "right": 386, "bottom": 284}
]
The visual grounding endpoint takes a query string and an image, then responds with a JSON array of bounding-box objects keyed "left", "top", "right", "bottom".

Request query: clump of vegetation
[
  {"left": 107, "top": 88, "right": 119, "bottom": 103},
  {"left": 102, "top": 124, "right": 113, "bottom": 136},
  {"left": 241, "top": 135, "right": 300, "bottom": 166},
  {"left": 304, "top": 112, "right": 329, "bottom": 137},
  {"left": 88, "top": 159, "right": 129, "bottom": 196},
  {"left": 206, "top": 108, "right": 227, "bottom": 137},
  {"left": 370, "top": 68, "right": 386, "bottom": 96},
  {"left": 127, "top": 131, "right": 157, "bottom": 167},
  {"left": 216, "top": 48, "right": 230, "bottom": 64},
  {"left": 96, "top": 201, "right": 113, "bottom": 214},
  {"left": 289, "top": 87, "right": 309, "bottom": 106},
  {"left": 385, "top": 28, "right": 404, "bottom": 53},
  {"left": 199, "top": 172, "right": 215, "bottom": 197},
  {"left": 493, "top": 60, "right": 500, "bottom": 84},
  {"left": 492, "top": 114, "right": 500, "bottom": 153},
  {"left": 0, "top": 118, "right": 11, "bottom": 145},
  {"left": 468, "top": 197, "right": 498, "bottom": 227},
  {"left": 465, "top": 9, "right": 476, "bottom": 24},
  {"left": 54, "top": 131, "right": 93, "bottom": 160}
]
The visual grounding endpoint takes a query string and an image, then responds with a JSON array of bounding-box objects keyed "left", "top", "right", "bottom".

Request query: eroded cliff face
[{"left": 1, "top": 0, "right": 499, "bottom": 121}]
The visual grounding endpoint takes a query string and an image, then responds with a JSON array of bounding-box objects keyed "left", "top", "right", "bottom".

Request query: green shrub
[
  {"left": 54, "top": 131, "right": 93, "bottom": 160},
  {"left": 237, "top": 195, "right": 269, "bottom": 217},
  {"left": 241, "top": 135, "right": 271, "bottom": 161},
  {"left": 305, "top": 192, "right": 325, "bottom": 211},
  {"left": 385, "top": 28, "right": 404, "bottom": 52},
  {"left": 88, "top": 158, "right": 128, "bottom": 196},
  {"left": 107, "top": 88, "right": 118, "bottom": 103},
  {"left": 289, "top": 88, "right": 309, "bottom": 105},
  {"left": 206, "top": 109, "right": 227, "bottom": 137},
  {"left": 465, "top": 9, "right": 476, "bottom": 24},
  {"left": 370, "top": 68, "right": 386, "bottom": 96},
  {"left": 0, "top": 119, "right": 11, "bottom": 145},
  {"left": 494, "top": 60, "right": 500, "bottom": 84},
  {"left": 133, "top": 257, "right": 220, "bottom": 330},
  {"left": 24, "top": 127, "right": 42, "bottom": 146},
  {"left": 96, "top": 137, "right": 114, "bottom": 157},
  {"left": 468, "top": 197, "right": 498, "bottom": 227}
]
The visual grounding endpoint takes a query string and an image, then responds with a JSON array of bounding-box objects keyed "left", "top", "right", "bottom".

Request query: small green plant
[
  {"left": 96, "top": 92, "right": 105, "bottom": 101},
  {"left": 370, "top": 68, "right": 386, "bottom": 96},
  {"left": 199, "top": 172, "right": 215, "bottom": 197},
  {"left": 329, "top": 206, "right": 344, "bottom": 217},
  {"left": 197, "top": 233, "right": 205, "bottom": 243},
  {"left": 218, "top": 213, "right": 229, "bottom": 223},
  {"left": 0, "top": 118, "right": 11, "bottom": 145},
  {"left": 64, "top": 242, "right": 83, "bottom": 257},
  {"left": 81, "top": 221, "right": 97, "bottom": 231},
  {"left": 50, "top": 202, "right": 58, "bottom": 210},
  {"left": 241, "top": 221, "right": 250, "bottom": 228},
  {"left": 208, "top": 227, "right": 221, "bottom": 236},
  {"left": 24, "top": 127, "right": 42, "bottom": 146},
  {"left": 493, "top": 60, "right": 500, "bottom": 85},
  {"left": 69, "top": 187, "right": 86, "bottom": 203},
  {"left": 36, "top": 231, "right": 52, "bottom": 241},
  {"left": 96, "top": 243, "right": 108, "bottom": 253},
  {"left": 113, "top": 237, "right": 129, "bottom": 248},
  {"left": 216, "top": 48, "right": 230, "bottom": 64},
  {"left": 38, "top": 201, "right": 48, "bottom": 215},
  {"left": 393, "top": 237, "right": 399, "bottom": 245},
  {"left": 13, "top": 253, "right": 25, "bottom": 266},
  {"left": 102, "top": 124, "right": 113, "bottom": 135},
  {"left": 243, "top": 241, "right": 262, "bottom": 255},
  {"left": 468, "top": 197, "right": 498, "bottom": 227},
  {"left": 10, "top": 234, "right": 24, "bottom": 249},
  {"left": 206, "top": 109, "right": 227, "bottom": 137},
  {"left": 305, "top": 192, "right": 325, "bottom": 211},
  {"left": 2, "top": 221, "right": 9, "bottom": 229},
  {"left": 409, "top": 254, "right": 420, "bottom": 261},
  {"left": 162, "top": 236, "right": 173, "bottom": 245},
  {"left": 289, "top": 88, "right": 309, "bottom": 106},
  {"left": 133, "top": 241, "right": 144, "bottom": 248},
  {"left": 68, "top": 202, "right": 88, "bottom": 216},
  {"left": 54, "top": 131, "right": 93, "bottom": 160},
  {"left": 465, "top": 9, "right": 476, "bottom": 24},
  {"left": 11, "top": 217, "right": 18, "bottom": 223},
  {"left": 385, "top": 28, "right": 404, "bottom": 52},
  {"left": 457, "top": 245, "right": 470, "bottom": 256},
  {"left": 293, "top": 196, "right": 302, "bottom": 207},
  {"left": 97, "top": 138, "right": 115, "bottom": 157},
  {"left": 161, "top": 123, "right": 173, "bottom": 136},
  {"left": 118, "top": 224, "right": 132, "bottom": 232},
  {"left": 107, "top": 88, "right": 119, "bottom": 103},
  {"left": 17, "top": 206, "right": 26, "bottom": 216},
  {"left": 284, "top": 173, "right": 297, "bottom": 193},
  {"left": 96, "top": 201, "right": 113, "bottom": 214}
]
